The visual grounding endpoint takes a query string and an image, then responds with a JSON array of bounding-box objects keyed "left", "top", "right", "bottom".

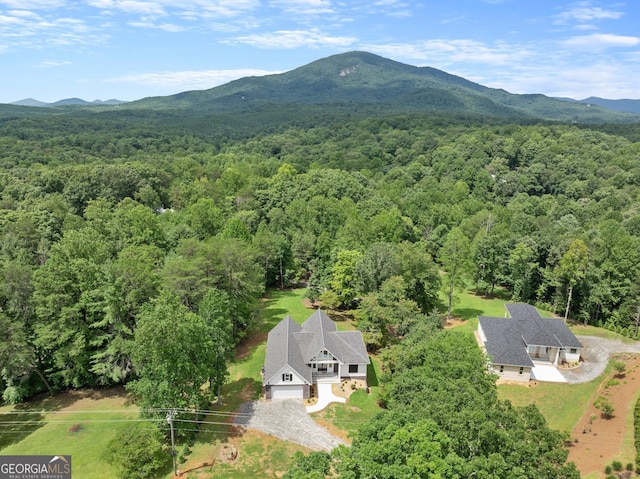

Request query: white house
[
  {"left": 478, "top": 303, "right": 583, "bottom": 382},
  {"left": 262, "top": 310, "right": 370, "bottom": 400}
]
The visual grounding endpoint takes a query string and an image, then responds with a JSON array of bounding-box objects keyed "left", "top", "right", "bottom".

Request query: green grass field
[{"left": 0, "top": 387, "right": 139, "bottom": 479}]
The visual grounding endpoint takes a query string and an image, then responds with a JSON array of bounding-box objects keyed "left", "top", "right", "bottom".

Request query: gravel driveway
[
  {"left": 561, "top": 335, "right": 640, "bottom": 384},
  {"left": 233, "top": 400, "right": 346, "bottom": 451}
]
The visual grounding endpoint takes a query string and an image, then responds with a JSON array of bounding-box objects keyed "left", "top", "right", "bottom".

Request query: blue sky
[{"left": 0, "top": 0, "right": 639, "bottom": 103}]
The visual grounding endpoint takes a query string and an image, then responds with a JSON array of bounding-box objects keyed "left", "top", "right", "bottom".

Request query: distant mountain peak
[{"left": 10, "top": 98, "right": 127, "bottom": 107}]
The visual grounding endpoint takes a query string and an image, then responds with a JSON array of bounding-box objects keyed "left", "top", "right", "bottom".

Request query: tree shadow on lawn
[
  {"left": 0, "top": 410, "right": 46, "bottom": 450},
  {"left": 450, "top": 307, "right": 484, "bottom": 321},
  {"left": 0, "top": 387, "right": 88, "bottom": 450},
  {"left": 367, "top": 363, "right": 379, "bottom": 388}
]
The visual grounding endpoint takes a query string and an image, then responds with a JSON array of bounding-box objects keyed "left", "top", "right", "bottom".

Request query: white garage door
[{"left": 271, "top": 385, "right": 304, "bottom": 399}]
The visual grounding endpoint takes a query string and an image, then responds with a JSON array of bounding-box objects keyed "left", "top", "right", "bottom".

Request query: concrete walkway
[
  {"left": 306, "top": 382, "right": 346, "bottom": 413},
  {"left": 531, "top": 363, "right": 567, "bottom": 383}
]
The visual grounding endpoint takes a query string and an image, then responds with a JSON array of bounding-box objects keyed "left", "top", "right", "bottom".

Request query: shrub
[
  {"left": 604, "top": 465, "right": 612, "bottom": 474},
  {"left": 626, "top": 462, "right": 634, "bottom": 471},
  {"left": 104, "top": 422, "right": 170, "bottom": 479},
  {"left": 613, "top": 360, "right": 626, "bottom": 376},
  {"left": 612, "top": 460, "right": 623, "bottom": 471},
  {"left": 594, "top": 396, "right": 615, "bottom": 418}
]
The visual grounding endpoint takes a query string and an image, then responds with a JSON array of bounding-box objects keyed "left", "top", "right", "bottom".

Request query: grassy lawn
[
  {"left": 312, "top": 356, "right": 383, "bottom": 439},
  {"left": 498, "top": 379, "right": 603, "bottom": 433},
  {"left": 0, "top": 387, "right": 139, "bottom": 479}
]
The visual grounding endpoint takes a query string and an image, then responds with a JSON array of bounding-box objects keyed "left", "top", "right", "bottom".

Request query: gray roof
[
  {"left": 263, "top": 315, "right": 312, "bottom": 385},
  {"left": 263, "top": 310, "right": 369, "bottom": 386},
  {"left": 479, "top": 303, "right": 582, "bottom": 367},
  {"left": 479, "top": 316, "right": 534, "bottom": 367}
]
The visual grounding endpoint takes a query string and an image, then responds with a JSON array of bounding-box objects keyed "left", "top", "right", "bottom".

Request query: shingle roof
[
  {"left": 479, "top": 316, "right": 534, "bottom": 367},
  {"left": 479, "top": 303, "right": 582, "bottom": 367},
  {"left": 263, "top": 315, "right": 311, "bottom": 385},
  {"left": 263, "top": 310, "right": 370, "bottom": 386},
  {"left": 298, "top": 309, "right": 370, "bottom": 365}
]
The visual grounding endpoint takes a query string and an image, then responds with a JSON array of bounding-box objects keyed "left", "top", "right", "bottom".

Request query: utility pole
[{"left": 166, "top": 410, "right": 178, "bottom": 477}]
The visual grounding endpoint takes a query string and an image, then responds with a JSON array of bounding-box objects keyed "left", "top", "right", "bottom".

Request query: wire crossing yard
[{"left": 0, "top": 387, "right": 139, "bottom": 479}]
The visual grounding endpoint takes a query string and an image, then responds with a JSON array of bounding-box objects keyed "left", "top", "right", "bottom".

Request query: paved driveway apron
[
  {"left": 234, "top": 399, "right": 346, "bottom": 451},
  {"left": 561, "top": 335, "right": 640, "bottom": 384}
]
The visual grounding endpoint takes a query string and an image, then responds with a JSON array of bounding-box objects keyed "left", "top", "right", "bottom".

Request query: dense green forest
[
  {"left": 2, "top": 112, "right": 640, "bottom": 404},
  {"left": 1, "top": 103, "right": 640, "bottom": 477}
]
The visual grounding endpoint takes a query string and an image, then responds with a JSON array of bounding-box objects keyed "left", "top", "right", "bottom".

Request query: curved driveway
[{"left": 561, "top": 335, "right": 640, "bottom": 384}]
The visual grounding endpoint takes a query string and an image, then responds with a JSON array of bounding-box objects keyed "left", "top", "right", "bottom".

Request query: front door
[{"left": 318, "top": 364, "right": 327, "bottom": 373}]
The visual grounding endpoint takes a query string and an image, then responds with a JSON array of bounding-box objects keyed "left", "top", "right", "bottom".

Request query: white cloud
[
  {"left": 108, "top": 68, "right": 278, "bottom": 89},
  {"left": 0, "top": 0, "right": 65, "bottom": 8},
  {"left": 86, "top": 0, "right": 260, "bottom": 18},
  {"left": 564, "top": 33, "right": 640, "bottom": 49},
  {"left": 128, "top": 20, "right": 184, "bottom": 31},
  {"left": 7, "top": 9, "right": 42, "bottom": 18},
  {"left": 367, "top": 39, "right": 532, "bottom": 67},
  {"left": 37, "top": 59, "right": 71, "bottom": 67},
  {"left": 554, "top": 4, "right": 624, "bottom": 24},
  {"left": 269, "top": 0, "right": 336, "bottom": 16},
  {"left": 228, "top": 28, "right": 357, "bottom": 49}
]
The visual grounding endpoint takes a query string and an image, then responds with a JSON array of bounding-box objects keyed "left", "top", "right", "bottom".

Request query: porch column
[{"left": 553, "top": 348, "right": 560, "bottom": 365}]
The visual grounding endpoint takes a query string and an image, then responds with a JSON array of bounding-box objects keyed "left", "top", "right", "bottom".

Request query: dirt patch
[
  {"left": 568, "top": 355, "right": 640, "bottom": 477},
  {"left": 332, "top": 379, "right": 367, "bottom": 399},
  {"left": 443, "top": 317, "right": 465, "bottom": 329}
]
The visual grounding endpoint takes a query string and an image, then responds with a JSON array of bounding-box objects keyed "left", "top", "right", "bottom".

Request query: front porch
[
  {"left": 527, "top": 345, "right": 560, "bottom": 365},
  {"left": 313, "top": 372, "right": 340, "bottom": 383}
]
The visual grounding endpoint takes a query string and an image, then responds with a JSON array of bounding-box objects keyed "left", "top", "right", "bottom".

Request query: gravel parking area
[
  {"left": 561, "top": 335, "right": 640, "bottom": 384},
  {"left": 234, "top": 399, "right": 346, "bottom": 451}
]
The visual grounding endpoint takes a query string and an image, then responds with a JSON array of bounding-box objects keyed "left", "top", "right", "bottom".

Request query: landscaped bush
[{"left": 595, "top": 396, "right": 615, "bottom": 418}]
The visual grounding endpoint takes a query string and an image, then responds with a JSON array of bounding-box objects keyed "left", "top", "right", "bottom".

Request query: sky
[{"left": 0, "top": 0, "right": 639, "bottom": 103}]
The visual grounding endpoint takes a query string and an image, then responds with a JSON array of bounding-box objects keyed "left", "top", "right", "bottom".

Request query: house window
[
  {"left": 519, "top": 367, "right": 524, "bottom": 375},
  {"left": 282, "top": 373, "right": 292, "bottom": 382},
  {"left": 349, "top": 364, "right": 358, "bottom": 374},
  {"left": 570, "top": 348, "right": 577, "bottom": 354},
  {"left": 499, "top": 365, "right": 504, "bottom": 373}
]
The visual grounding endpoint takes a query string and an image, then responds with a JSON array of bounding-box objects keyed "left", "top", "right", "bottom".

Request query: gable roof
[
  {"left": 298, "top": 309, "right": 370, "bottom": 365},
  {"left": 263, "top": 315, "right": 312, "bottom": 385},
  {"left": 479, "top": 303, "right": 582, "bottom": 367},
  {"left": 478, "top": 316, "right": 534, "bottom": 367},
  {"left": 263, "top": 310, "right": 369, "bottom": 386}
]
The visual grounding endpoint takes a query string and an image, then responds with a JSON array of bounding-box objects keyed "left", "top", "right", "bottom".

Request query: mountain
[
  {"left": 579, "top": 97, "right": 640, "bottom": 115},
  {"left": 9, "top": 98, "right": 127, "bottom": 107},
  {"left": 10, "top": 98, "right": 49, "bottom": 107},
  {"left": 127, "top": 51, "right": 639, "bottom": 123}
]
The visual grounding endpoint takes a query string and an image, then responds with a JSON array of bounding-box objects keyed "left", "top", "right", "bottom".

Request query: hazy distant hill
[
  {"left": 128, "top": 51, "right": 639, "bottom": 123},
  {"left": 579, "top": 97, "right": 640, "bottom": 114},
  {"left": 10, "top": 98, "right": 126, "bottom": 107}
]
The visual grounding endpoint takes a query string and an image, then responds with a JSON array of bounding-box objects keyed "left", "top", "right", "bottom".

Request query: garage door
[{"left": 270, "top": 385, "right": 304, "bottom": 399}]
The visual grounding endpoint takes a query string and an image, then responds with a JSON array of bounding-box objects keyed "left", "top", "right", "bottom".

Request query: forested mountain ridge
[
  {"left": 3, "top": 51, "right": 636, "bottom": 126},
  {"left": 127, "top": 51, "right": 638, "bottom": 123}
]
